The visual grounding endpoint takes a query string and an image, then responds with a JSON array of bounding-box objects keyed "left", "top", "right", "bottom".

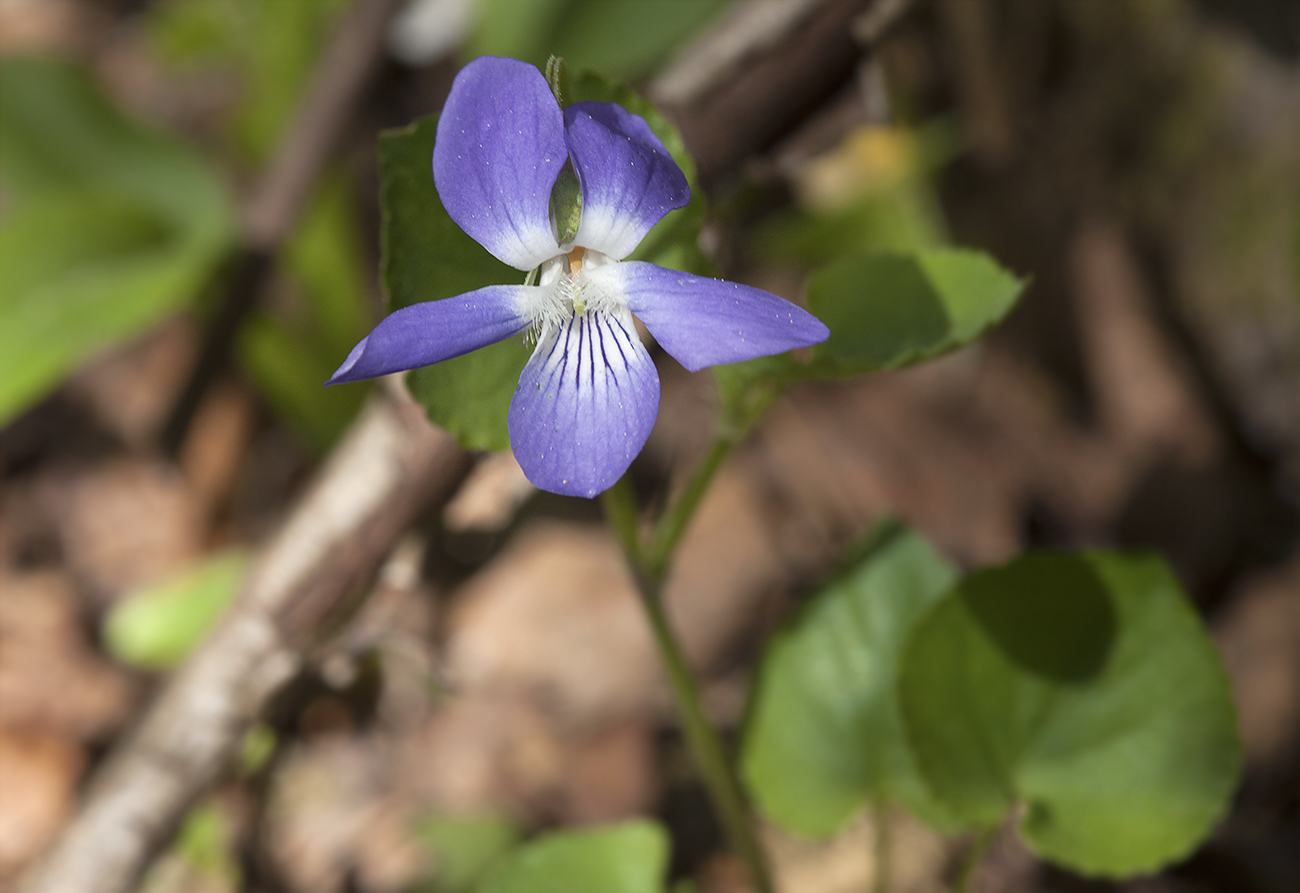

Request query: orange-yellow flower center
[{"left": 565, "top": 246, "right": 586, "bottom": 275}]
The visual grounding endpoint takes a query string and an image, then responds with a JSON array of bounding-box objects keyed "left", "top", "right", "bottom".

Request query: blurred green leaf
[
  {"left": 471, "top": 0, "right": 732, "bottom": 83},
  {"left": 147, "top": 0, "right": 242, "bottom": 67},
  {"left": 0, "top": 57, "right": 235, "bottom": 426},
  {"left": 0, "top": 192, "right": 224, "bottom": 425},
  {"left": 806, "top": 249, "right": 1023, "bottom": 376},
  {"left": 239, "top": 314, "right": 366, "bottom": 450},
  {"left": 240, "top": 178, "right": 371, "bottom": 450},
  {"left": 232, "top": 0, "right": 346, "bottom": 160},
  {"left": 757, "top": 192, "right": 946, "bottom": 266},
  {"left": 414, "top": 813, "right": 522, "bottom": 893},
  {"left": 478, "top": 821, "right": 668, "bottom": 893},
  {"left": 105, "top": 552, "right": 246, "bottom": 670},
  {"left": 147, "top": 0, "right": 347, "bottom": 161},
  {"left": 753, "top": 124, "right": 953, "bottom": 265},
  {"left": 0, "top": 56, "right": 230, "bottom": 232},
  {"left": 286, "top": 176, "right": 373, "bottom": 354},
  {"left": 898, "top": 552, "right": 1242, "bottom": 876},
  {"left": 174, "top": 802, "right": 240, "bottom": 886},
  {"left": 238, "top": 723, "right": 277, "bottom": 775},
  {"left": 742, "top": 522, "right": 964, "bottom": 838},
  {"left": 149, "top": 1, "right": 371, "bottom": 446}
]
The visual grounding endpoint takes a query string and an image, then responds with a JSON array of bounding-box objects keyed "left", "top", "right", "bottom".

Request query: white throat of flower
[{"left": 526, "top": 247, "right": 629, "bottom": 342}]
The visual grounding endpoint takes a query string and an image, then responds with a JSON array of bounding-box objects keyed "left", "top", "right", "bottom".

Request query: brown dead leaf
[
  {"left": 179, "top": 381, "right": 257, "bottom": 512},
  {"left": 45, "top": 458, "right": 203, "bottom": 599},
  {"left": 442, "top": 451, "right": 535, "bottom": 533},
  {"left": 558, "top": 720, "right": 657, "bottom": 824},
  {"left": 265, "top": 738, "right": 421, "bottom": 893},
  {"left": 0, "top": 730, "right": 83, "bottom": 881},
  {"left": 1214, "top": 557, "right": 1300, "bottom": 766},
  {"left": 65, "top": 319, "right": 197, "bottom": 450},
  {"left": 446, "top": 523, "right": 655, "bottom": 723},
  {"left": 399, "top": 693, "right": 566, "bottom": 818},
  {"left": 0, "top": 572, "right": 132, "bottom": 739}
]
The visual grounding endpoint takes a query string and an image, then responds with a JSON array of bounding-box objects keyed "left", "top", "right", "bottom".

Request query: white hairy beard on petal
[{"left": 524, "top": 247, "right": 631, "bottom": 344}]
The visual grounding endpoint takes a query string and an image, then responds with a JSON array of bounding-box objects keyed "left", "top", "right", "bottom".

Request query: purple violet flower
[{"left": 328, "top": 56, "right": 829, "bottom": 497}]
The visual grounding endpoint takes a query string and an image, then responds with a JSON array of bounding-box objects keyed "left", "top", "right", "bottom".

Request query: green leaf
[
  {"left": 0, "top": 57, "right": 229, "bottom": 234},
  {"left": 174, "top": 803, "right": 240, "bottom": 885},
  {"left": 898, "top": 552, "right": 1242, "bottom": 877},
  {"left": 0, "top": 192, "right": 220, "bottom": 425},
  {"left": 146, "top": 0, "right": 347, "bottom": 161},
  {"left": 406, "top": 339, "right": 533, "bottom": 452},
  {"left": 0, "top": 57, "right": 235, "bottom": 426},
  {"left": 378, "top": 114, "right": 524, "bottom": 451},
  {"left": 742, "top": 522, "right": 964, "bottom": 838},
  {"left": 240, "top": 177, "right": 370, "bottom": 451},
  {"left": 479, "top": 821, "right": 668, "bottom": 893},
  {"left": 105, "top": 552, "right": 246, "bottom": 670},
  {"left": 414, "top": 813, "right": 522, "bottom": 893},
  {"left": 238, "top": 313, "right": 367, "bottom": 451},
  {"left": 806, "top": 249, "right": 1024, "bottom": 376}
]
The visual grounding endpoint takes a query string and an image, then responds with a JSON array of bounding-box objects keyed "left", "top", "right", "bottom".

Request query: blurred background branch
[
  {"left": 20, "top": 380, "right": 471, "bottom": 893},
  {"left": 160, "top": 0, "right": 405, "bottom": 455}
]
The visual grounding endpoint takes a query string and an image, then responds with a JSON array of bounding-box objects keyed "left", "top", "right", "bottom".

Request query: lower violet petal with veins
[
  {"left": 327, "top": 55, "right": 829, "bottom": 498},
  {"left": 508, "top": 308, "right": 660, "bottom": 498}
]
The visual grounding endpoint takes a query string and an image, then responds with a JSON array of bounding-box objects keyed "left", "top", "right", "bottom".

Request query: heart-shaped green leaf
[
  {"left": 898, "top": 552, "right": 1241, "bottom": 877},
  {"left": 742, "top": 523, "right": 965, "bottom": 837},
  {"left": 806, "top": 249, "right": 1023, "bottom": 376}
]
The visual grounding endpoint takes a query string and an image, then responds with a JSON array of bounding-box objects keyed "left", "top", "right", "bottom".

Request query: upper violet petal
[
  {"left": 507, "top": 310, "right": 660, "bottom": 498},
  {"left": 564, "top": 101, "right": 689, "bottom": 261},
  {"left": 602, "top": 261, "right": 830, "bottom": 372},
  {"left": 326, "top": 285, "right": 534, "bottom": 385},
  {"left": 434, "top": 56, "right": 566, "bottom": 270}
]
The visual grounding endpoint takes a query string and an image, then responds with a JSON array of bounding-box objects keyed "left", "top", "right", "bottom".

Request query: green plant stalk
[{"left": 601, "top": 448, "right": 773, "bottom": 893}]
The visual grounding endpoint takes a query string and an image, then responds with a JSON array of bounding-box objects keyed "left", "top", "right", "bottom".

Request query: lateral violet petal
[
  {"left": 508, "top": 310, "right": 660, "bottom": 498},
  {"left": 564, "top": 101, "right": 690, "bottom": 261},
  {"left": 604, "top": 261, "right": 830, "bottom": 372},
  {"left": 326, "top": 285, "right": 534, "bottom": 385},
  {"left": 434, "top": 56, "right": 566, "bottom": 270}
]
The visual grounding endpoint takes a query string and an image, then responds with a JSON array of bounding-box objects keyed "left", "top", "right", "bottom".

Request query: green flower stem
[
  {"left": 601, "top": 474, "right": 644, "bottom": 562},
  {"left": 636, "top": 569, "right": 773, "bottom": 893},
  {"left": 601, "top": 441, "right": 773, "bottom": 893}
]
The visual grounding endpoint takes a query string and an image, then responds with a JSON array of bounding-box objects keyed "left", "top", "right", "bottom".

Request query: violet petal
[
  {"left": 604, "top": 261, "right": 830, "bottom": 372},
  {"left": 326, "top": 285, "right": 534, "bottom": 385},
  {"left": 434, "top": 56, "right": 566, "bottom": 271},
  {"left": 564, "top": 101, "right": 690, "bottom": 261},
  {"left": 508, "top": 310, "right": 660, "bottom": 497}
]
